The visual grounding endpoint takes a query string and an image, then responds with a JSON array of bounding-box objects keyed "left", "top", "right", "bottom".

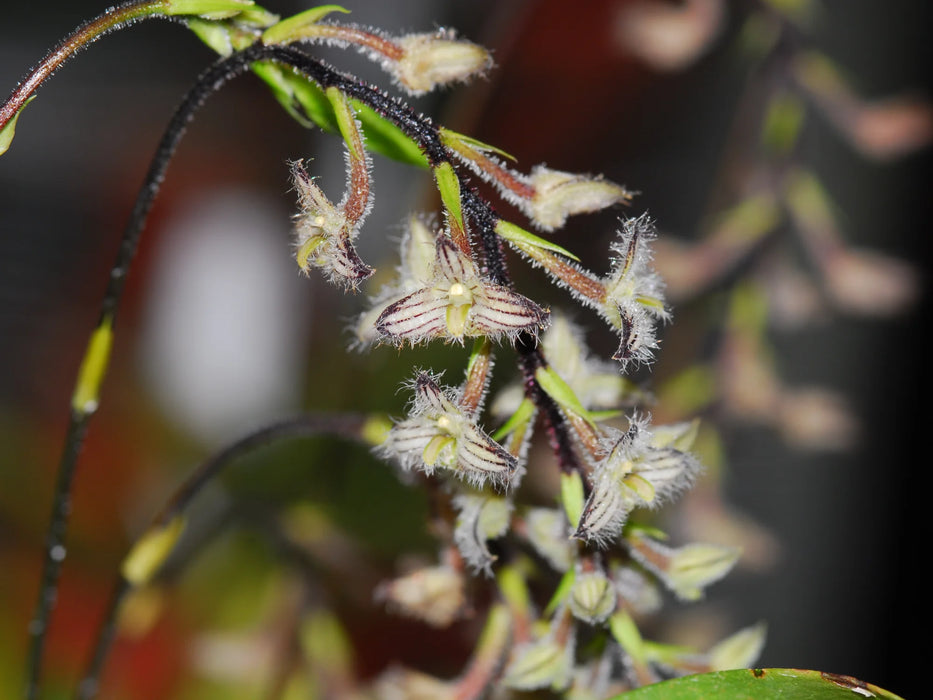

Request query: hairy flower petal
[{"left": 376, "top": 289, "right": 449, "bottom": 341}]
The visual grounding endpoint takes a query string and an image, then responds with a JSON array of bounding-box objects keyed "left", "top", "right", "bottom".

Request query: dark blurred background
[{"left": 1, "top": 1, "right": 929, "bottom": 698}]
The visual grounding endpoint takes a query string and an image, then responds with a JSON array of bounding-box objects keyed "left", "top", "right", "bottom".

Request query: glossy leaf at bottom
[{"left": 612, "top": 668, "right": 904, "bottom": 700}]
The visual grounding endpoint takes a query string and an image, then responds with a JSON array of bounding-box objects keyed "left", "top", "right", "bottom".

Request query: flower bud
[
  {"left": 627, "top": 533, "right": 740, "bottom": 601},
  {"left": 395, "top": 31, "right": 492, "bottom": 94},
  {"left": 504, "top": 635, "right": 574, "bottom": 691},
  {"left": 569, "top": 571, "right": 616, "bottom": 624},
  {"left": 526, "top": 166, "right": 632, "bottom": 231},
  {"left": 376, "top": 564, "right": 466, "bottom": 627}
]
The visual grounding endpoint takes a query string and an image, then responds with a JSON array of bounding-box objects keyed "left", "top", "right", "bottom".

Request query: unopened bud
[
  {"left": 376, "top": 565, "right": 465, "bottom": 627},
  {"left": 395, "top": 31, "right": 492, "bottom": 94},
  {"left": 504, "top": 635, "right": 574, "bottom": 691},
  {"left": 569, "top": 571, "right": 616, "bottom": 624},
  {"left": 628, "top": 533, "right": 740, "bottom": 601},
  {"left": 526, "top": 166, "right": 632, "bottom": 231}
]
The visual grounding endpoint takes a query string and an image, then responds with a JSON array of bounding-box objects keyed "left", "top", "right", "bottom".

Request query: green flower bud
[{"left": 569, "top": 571, "right": 616, "bottom": 624}]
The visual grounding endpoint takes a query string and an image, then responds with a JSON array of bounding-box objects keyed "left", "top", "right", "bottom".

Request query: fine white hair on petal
[{"left": 575, "top": 474, "right": 630, "bottom": 547}]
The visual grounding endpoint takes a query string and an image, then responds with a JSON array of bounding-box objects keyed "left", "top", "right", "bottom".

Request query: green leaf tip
[
  {"left": 121, "top": 516, "right": 187, "bottom": 586},
  {"left": 262, "top": 5, "right": 351, "bottom": 45},
  {"left": 71, "top": 317, "right": 114, "bottom": 415},
  {"left": 535, "top": 366, "right": 595, "bottom": 427},
  {"left": 167, "top": 0, "right": 255, "bottom": 20},
  {"left": 0, "top": 96, "right": 35, "bottom": 157},
  {"left": 496, "top": 220, "right": 580, "bottom": 261},
  {"left": 440, "top": 127, "right": 518, "bottom": 162}
]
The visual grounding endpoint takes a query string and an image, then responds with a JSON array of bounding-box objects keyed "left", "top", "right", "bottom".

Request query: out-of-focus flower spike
[
  {"left": 785, "top": 168, "right": 917, "bottom": 316},
  {"left": 794, "top": 50, "right": 933, "bottom": 160},
  {"left": 299, "top": 609, "right": 355, "bottom": 686}
]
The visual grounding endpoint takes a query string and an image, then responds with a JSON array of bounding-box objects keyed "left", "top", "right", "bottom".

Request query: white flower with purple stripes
[
  {"left": 381, "top": 372, "right": 516, "bottom": 488},
  {"left": 375, "top": 234, "right": 549, "bottom": 344}
]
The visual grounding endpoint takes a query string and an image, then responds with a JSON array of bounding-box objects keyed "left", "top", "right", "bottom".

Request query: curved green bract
[
  {"left": 0, "top": 96, "right": 34, "bottom": 157},
  {"left": 612, "top": 669, "right": 904, "bottom": 700}
]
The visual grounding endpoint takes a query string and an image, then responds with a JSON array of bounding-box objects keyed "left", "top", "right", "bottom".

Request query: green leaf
[
  {"left": 0, "top": 96, "right": 34, "bottom": 157},
  {"left": 186, "top": 17, "right": 236, "bottom": 56},
  {"left": 613, "top": 669, "right": 904, "bottom": 700},
  {"left": 249, "top": 63, "right": 427, "bottom": 166},
  {"left": 543, "top": 568, "right": 575, "bottom": 617},
  {"left": 609, "top": 610, "right": 645, "bottom": 664},
  {"left": 560, "top": 471, "right": 584, "bottom": 530},
  {"left": 351, "top": 100, "right": 428, "bottom": 168},
  {"left": 250, "top": 61, "right": 337, "bottom": 129},
  {"left": 262, "top": 5, "right": 351, "bottom": 45}
]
